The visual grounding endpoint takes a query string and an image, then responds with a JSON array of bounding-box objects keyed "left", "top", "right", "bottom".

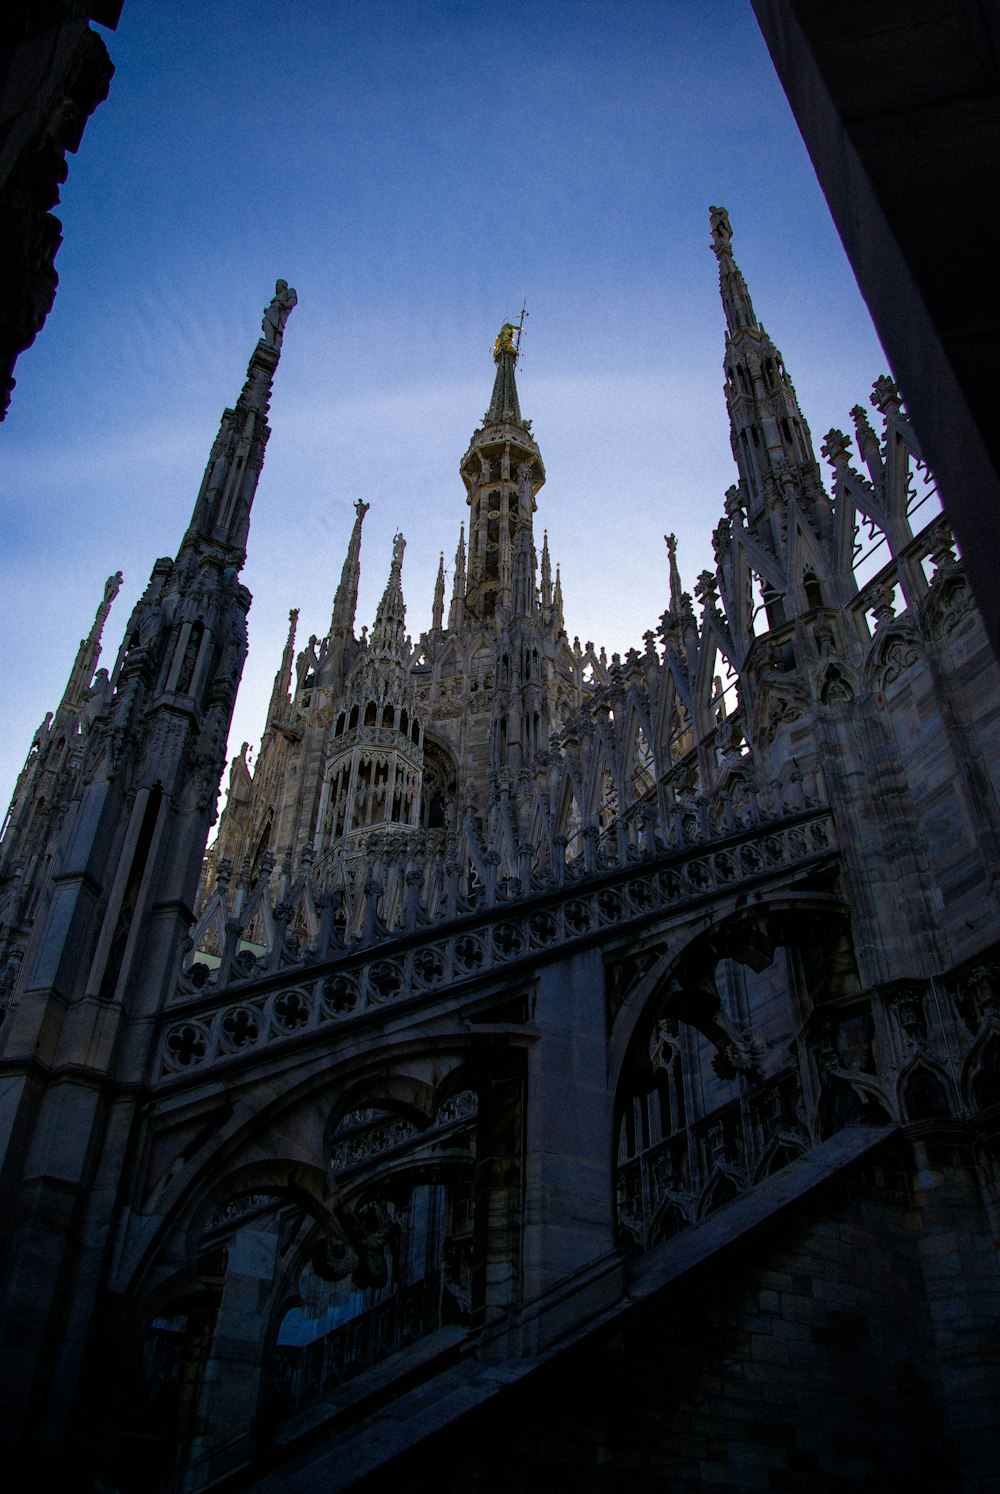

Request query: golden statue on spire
[
  {"left": 493, "top": 304, "right": 528, "bottom": 364},
  {"left": 493, "top": 322, "right": 518, "bottom": 362}
]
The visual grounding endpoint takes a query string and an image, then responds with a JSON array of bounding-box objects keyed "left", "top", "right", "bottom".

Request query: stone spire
[
  {"left": 511, "top": 463, "right": 539, "bottom": 620},
  {"left": 459, "top": 323, "right": 545, "bottom": 624},
  {"left": 0, "top": 283, "right": 296, "bottom": 1443},
  {"left": 709, "top": 207, "right": 818, "bottom": 522},
  {"left": 709, "top": 205, "right": 759, "bottom": 338},
  {"left": 185, "top": 278, "right": 297, "bottom": 556},
  {"left": 330, "top": 499, "right": 369, "bottom": 634},
  {"left": 60, "top": 571, "right": 122, "bottom": 711},
  {"left": 431, "top": 551, "right": 446, "bottom": 632},
  {"left": 369, "top": 532, "right": 408, "bottom": 668},
  {"left": 0, "top": 572, "right": 122, "bottom": 886},
  {"left": 449, "top": 523, "right": 466, "bottom": 630},
  {"left": 540, "top": 530, "right": 552, "bottom": 610},
  {"left": 267, "top": 607, "right": 298, "bottom": 727},
  {"left": 553, "top": 563, "right": 564, "bottom": 633},
  {"left": 486, "top": 322, "right": 524, "bottom": 427}
]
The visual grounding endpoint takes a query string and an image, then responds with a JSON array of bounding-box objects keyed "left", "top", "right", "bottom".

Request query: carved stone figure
[{"left": 261, "top": 277, "right": 298, "bottom": 348}]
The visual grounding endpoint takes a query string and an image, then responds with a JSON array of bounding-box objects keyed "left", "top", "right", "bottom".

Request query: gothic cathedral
[{"left": 2, "top": 214, "right": 999, "bottom": 1491}]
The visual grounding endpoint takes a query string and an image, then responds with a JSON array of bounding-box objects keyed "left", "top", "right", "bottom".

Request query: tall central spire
[{"left": 458, "top": 322, "right": 545, "bottom": 624}]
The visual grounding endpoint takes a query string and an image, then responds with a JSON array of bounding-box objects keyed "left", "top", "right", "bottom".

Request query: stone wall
[{"left": 344, "top": 1135, "right": 1000, "bottom": 1493}]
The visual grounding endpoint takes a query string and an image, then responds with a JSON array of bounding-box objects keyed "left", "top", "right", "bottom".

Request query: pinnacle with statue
[{"left": 261, "top": 278, "right": 298, "bottom": 349}]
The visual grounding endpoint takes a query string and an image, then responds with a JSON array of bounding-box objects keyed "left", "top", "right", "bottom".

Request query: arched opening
[
  {"left": 420, "top": 735, "right": 458, "bottom": 832},
  {"left": 969, "top": 1033, "right": 1000, "bottom": 1111},
  {"left": 613, "top": 907, "right": 862, "bottom": 1252},
  {"left": 761, "top": 582, "right": 786, "bottom": 630},
  {"left": 266, "top": 1091, "right": 478, "bottom": 1427},
  {"left": 901, "top": 1063, "right": 951, "bottom": 1122},
  {"left": 803, "top": 571, "right": 824, "bottom": 610},
  {"left": 250, "top": 811, "right": 273, "bottom": 884}
]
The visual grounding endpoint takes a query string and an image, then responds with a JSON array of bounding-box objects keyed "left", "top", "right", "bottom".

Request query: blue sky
[{"left": 0, "top": 0, "right": 886, "bottom": 811}]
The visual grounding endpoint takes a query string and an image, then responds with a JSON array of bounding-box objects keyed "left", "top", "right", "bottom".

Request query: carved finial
[
  {"left": 870, "top": 582, "right": 897, "bottom": 629},
  {"left": 695, "top": 569, "right": 720, "bottom": 611},
  {"left": 821, "top": 428, "right": 852, "bottom": 469},
  {"left": 871, "top": 375, "right": 902, "bottom": 417}
]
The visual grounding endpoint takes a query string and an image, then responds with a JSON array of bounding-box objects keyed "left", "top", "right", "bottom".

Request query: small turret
[{"left": 315, "top": 533, "right": 424, "bottom": 854}]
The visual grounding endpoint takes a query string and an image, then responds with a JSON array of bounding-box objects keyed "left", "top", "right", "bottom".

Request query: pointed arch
[
  {"left": 898, "top": 1057, "right": 953, "bottom": 1122},
  {"left": 188, "top": 886, "right": 228, "bottom": 965},
  {"left": 239, "top": 874, "right": 277, "bottom": 956},
  {"left": 553, "top": 768, "right": 584, "bottom": 856},
  {"left": 862, "top": 622, "right": 920, "bottom": 694},
  {"left": 284, "top": 870, "right": 320, "bottom": 951},
  {"left": 646, "top": 1195, "right": 692, "bottom": 1248},
  {"left": 816, "top": 659, "right": 858, "bottom": 705},
  {"left": 752, "top": 1134, "right": 806, "bottom": 1183},
  {"left": 621, "top": 704, "right": 656, "bottom": 807},
  {"left": 696, "top": 1166, "right": 741, "bottom": 1219},
  {"left": 962, "top": 1024, "right": 1000, "bottom": 1112}
]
